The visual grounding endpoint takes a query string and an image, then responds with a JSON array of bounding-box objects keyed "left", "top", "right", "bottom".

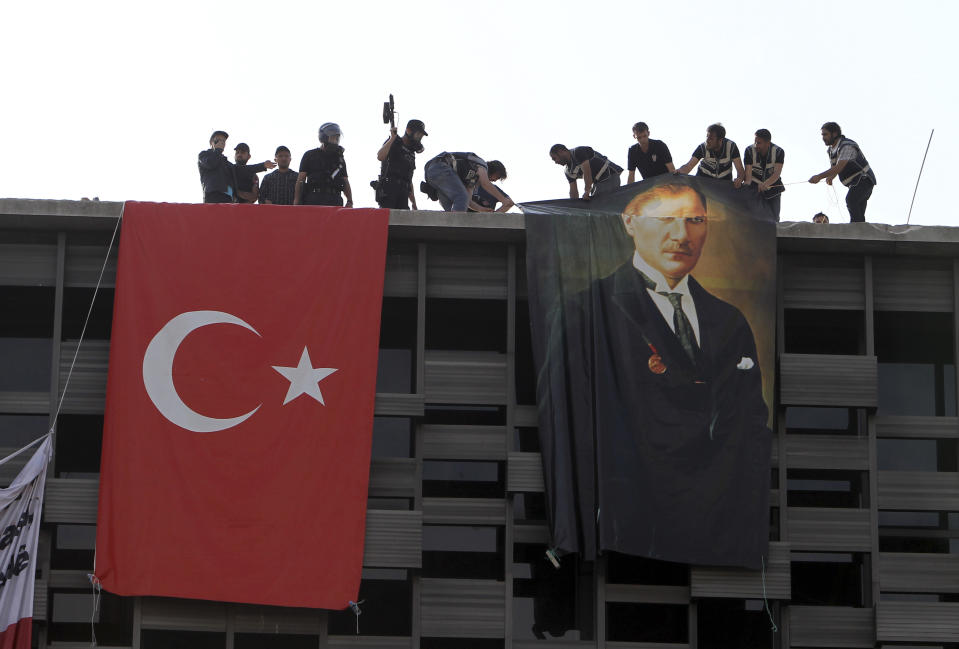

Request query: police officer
[
  {"left": 374, "top": 119, "right": 427, "bottom": 210},
  {"left": 469, "top": 183, "right": 514, "bottom": 213},
  {"left": 675, "top": 123, "right": 746, "bottom": 187},
  {"left": 294, "top": 123, "right": 353, "bottom": 207},
  {"left": 422, "top": 152, "right": 509, "bottom": 212},
  {"left": 548, "top": 144, "right": 623, "bottom": 200},
  {"left": 742, "top": 128, "right": 785, "bottom": 219},
  {"left": 809, "top": 122, "right": 876, "bottom": 223}
]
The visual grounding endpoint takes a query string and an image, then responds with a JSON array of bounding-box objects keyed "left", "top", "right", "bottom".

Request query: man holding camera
[{"left": 374, "top": 119, "right": 427, "bottom": 210}]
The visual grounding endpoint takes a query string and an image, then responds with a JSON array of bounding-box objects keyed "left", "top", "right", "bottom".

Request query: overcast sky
[{"left": 2, "top": 0, "right": 956, "bottom": 226}]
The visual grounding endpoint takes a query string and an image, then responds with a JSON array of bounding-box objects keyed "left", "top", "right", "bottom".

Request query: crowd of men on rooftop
[{"left": 197, "top": 120, "right": 876, "bottom": 222}]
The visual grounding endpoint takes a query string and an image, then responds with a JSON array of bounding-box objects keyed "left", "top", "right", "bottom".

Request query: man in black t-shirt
[
  {"left": 294, "top": 123, "right": 353, "bottom": 207},
  {"left": 549, "top": 144, "right": 623, "bottom": 200},
  {"left": 374, "top": 119, "right": 427, "bottom": 210},
  {"left": 742, "top": 129, "right": 785, "bottom": 220},
  {"left": 233, "top": 142, "right": 276, "bottom": 204},
  {"left": 626, "top": 122, "right": 675, "bottom": 183}
]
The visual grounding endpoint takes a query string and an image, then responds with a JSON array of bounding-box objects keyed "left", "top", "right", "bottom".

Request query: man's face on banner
[{"left": 622, "top": 187, "right": 708, "bottom": 283}]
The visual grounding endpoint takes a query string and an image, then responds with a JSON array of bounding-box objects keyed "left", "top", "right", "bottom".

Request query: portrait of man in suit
[{"left": 535, "top": 179, "right": 773, "bottom": 568}]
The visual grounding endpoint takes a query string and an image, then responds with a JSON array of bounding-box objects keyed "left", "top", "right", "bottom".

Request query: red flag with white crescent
[{"left": 95, "top": 202, "right": 389, "bottom": 609}]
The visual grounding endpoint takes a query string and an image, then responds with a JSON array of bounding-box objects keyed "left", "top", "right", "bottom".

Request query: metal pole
[{"left": 907, "top": 128, "right": 935, "bottom": 224}]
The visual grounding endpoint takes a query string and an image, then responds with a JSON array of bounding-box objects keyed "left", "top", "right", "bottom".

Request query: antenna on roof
[{"left": 906, "top": 129, "right": 934, "bottom": 225}]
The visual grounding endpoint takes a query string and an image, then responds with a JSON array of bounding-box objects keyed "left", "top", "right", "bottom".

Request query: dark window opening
[
  {"left": 328, "top": 572, "right": 411, "bottom": 636},
  {"left": 422, "top": 525, "right": 503, "bottom": 579},
  {"left": 876, "top": 311, "right": 956, "bottom": 417},
  {"left": 421, "top": 639, "right": 503, "bottom": 649},
  {"left": 425, "top": 299, "right": 506, "bottom": 352},
  {"left": 371, "top": 417, "right": 412, "bottom": 458},
  {"left": 54, "top": 415, "right": 103, "bottom": 477},
  {"left": 513, "top": 427, "right": 540, "bottom": 453},
  {"left": 513, "top": 543, "right": 594, "bottom": 641},
  {"left": 698, "top": 598, "right": 776, "bottom": 649},
  {"left": 606, "top": 553, "right": 689, "bottom": 586},
  {"left": 49, "top": 590, "right": 133, "bottom": 645},
  {"left": 51, "top": 524, "right": 96, "bottom": 570},
  {"left": 515, "top": 300, "right": 536, "bottom": 405},
  {"left": 423, "top": 460, "right": 504, "bottom": 499},
  {"left": 790, "top": 552, "right": 864, "bottom": 606},
  {"left": 62, "top": 287, "right": 114, "bottom": 340},
  {"left": 785, "top": 407, "right": 863, "bottom": 436},
  {"left": 424, "top": 405, "right": 505, "bottom": 427},
  {"left": 513, "top": 493, "right": 547, "bottom": 522},
  {"left": 878, "top": 438, "right": 958, "bottom": 472},
  {"left": 783, "top": 309, "right": 864, "bottom": 355},
  {"left": 0, "top": 286, "right": 54, "bottom": 392},
  {"left": 606, "top": 602, "right": 688, "bottom": 643},
  {"left": 787, "top": 469, "right": 864, "bottom": 508},
  {"left": 234, "top": 634, "right": 318, "bottom": 649},
  {"left": 141, "top": 630, "right": 224, "bottom": 649}
]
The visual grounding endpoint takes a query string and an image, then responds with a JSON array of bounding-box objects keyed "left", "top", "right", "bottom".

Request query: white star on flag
[{"left": 272, "top": 347, "right": 338, "bottom": 406}]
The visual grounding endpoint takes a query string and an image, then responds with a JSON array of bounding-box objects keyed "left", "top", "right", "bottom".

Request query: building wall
[{"left": 1, "top": 202, "right": 958, "bottom": 649}]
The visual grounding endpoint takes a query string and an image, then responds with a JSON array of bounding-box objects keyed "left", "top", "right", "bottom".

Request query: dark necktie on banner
[
  {"left": 521, "top": 175, "right": 776, "bottom": 569},
  {"left": 0, "top": 435, "right": 52, "bottom": 649},
  {"left": 95, "top": 202, "right": 389, "bottom": 609}
]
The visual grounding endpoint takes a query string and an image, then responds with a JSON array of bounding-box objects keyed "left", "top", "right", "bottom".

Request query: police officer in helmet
[
  {"left": 294, "top": 123, "right": 354, "bottom": 207},
  {"left": 374, "top": 119, "right": 427, "bottom": 210}
]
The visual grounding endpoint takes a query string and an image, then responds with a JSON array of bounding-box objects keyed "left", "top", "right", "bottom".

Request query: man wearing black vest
[
  {"left": 295, "top": 123, "right": 353, "bottom": 207},
  {"left": 549, "top": 144, "right": 623, "bottom": 200},
  {"left": 675, "top": 123, "right": 745, "bottom": 188},
  {"left": 422, "top": 152, "right": 509, "bottom": 212},
  {"left": 809, "top": 122, "right": 876, "bottom": 223},
  {"left": 742, "top": 129, "right": 785, "bottom": 220},
  {"left": 374, "top": 119, "right": 427, "bottom": 210},
  {"left": 626, "top": 122, "right": 675, "bottom": 183}
]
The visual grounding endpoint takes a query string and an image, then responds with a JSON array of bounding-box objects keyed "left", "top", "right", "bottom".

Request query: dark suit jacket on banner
[{"left": 524, "top": 177, "right": 774, "bottom": 570}]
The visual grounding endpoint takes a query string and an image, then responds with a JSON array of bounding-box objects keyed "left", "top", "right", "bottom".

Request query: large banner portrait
[{"left": 522, "top": 176, "right": 776, "bottom": 569}]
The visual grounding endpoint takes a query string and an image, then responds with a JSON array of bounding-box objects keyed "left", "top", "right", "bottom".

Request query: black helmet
[{"left": 319, "top": 123, "right": 342, "bottom": 144}]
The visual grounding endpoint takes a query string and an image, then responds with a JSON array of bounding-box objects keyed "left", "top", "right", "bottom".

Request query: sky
[{"left": 2, "top": 0, "right": 957, "bottom": 226}]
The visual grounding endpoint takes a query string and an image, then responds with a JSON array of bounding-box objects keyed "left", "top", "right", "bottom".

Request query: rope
[
  {"left": 761, "top": 555, "right": 778, "bottom": 633},
  {"left": 88, "top": 574, "right": 102, "bottom": 647},
  {"left": 348, "top": 600, "right": 365, "bottom": 634}
]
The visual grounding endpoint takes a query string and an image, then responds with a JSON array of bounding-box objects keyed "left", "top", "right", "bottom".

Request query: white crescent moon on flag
[{"left": 142, "top": 310, "right": 262, "bottom": 433}]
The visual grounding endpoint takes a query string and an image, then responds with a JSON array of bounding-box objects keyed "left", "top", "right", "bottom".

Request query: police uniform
[
  {"left": 424, "top": 152, "right": 488, "bottom": 212},
  {"left": 376, "top": 137, "right": 417, "bottom": 210},
  {"left": 563, "top": 146, "right": 623, "bottom": 195},
  {"left": 692, "top": 139, "right": 740, "bottom": 181},
  {"left": 828, "top": 136, "right": 876, "bottom": 223},
  {"left": 743, "top": 143, "right": 785, "bottom": 220},
  {"left": 299, "top": 146, "right": 348, "bottom": 206}
]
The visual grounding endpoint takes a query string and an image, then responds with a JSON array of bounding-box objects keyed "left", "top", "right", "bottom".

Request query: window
[
  {"left": 377, "top": 297, "right": 417, "bottom": 394},
  {"left": 606, "top": 602, "right": 687, "bottom": 643},
  {"left": 784, "top": 309, "right": 864, "bottom": 355},
  {"left": 698, "top": 598, "right": 776, "bottom": 649},
  {"left": 787, "top": 469, "right": 864, "bottom": 508},
  {"left": 141, "top": 630, "right": 224, "bottom": 649},
  {"left": 878, "top": 438, "right": 958, "bottom": 472},
  {"left": 62, "top": 287, "right": 114, "bottom": 340},
  {"left": 49, "top": 590, "right": 133, "bottom": 644},
  {"left": 879, "top": 510, "right": 955, "bottom": 553},
  {"left": 876, "top": 311, "right": 956, "bottom": 416},
  {"left": 0, "top": 286, "right": 54, "bottom": 392},
  {"left": 328, "top": 569, "right": 411, "bottom": 636},
  {"left": 513, "top": 493, "right": 547, "bottom": 523},
  {"left": 425, "top": 299, "right": 506, "bottom": 352},
  {"left": 371, "top": 417, "right": 412, "bottom": 458},
  {"left": 51, "top": 524, "right": 96, "bottom": 570},
  {"left": 423, "top": 461, "right": 503, "bottom": 499},
  {"left": 234, "top": 634, "right": 317, "bottom": 649},
  {"left": 54, "top": 415, "right": 103, "bottom": 478},
  {"left": 513, "top": 543, "right": 594, "bottom": 640},
  {"left": 785, "top": 408, "right": 862, "bottom": 436},
  {"left": 790, "top": 553, "right": 864, "bottom": 606},
  {"left": 515, "top": 300, "right": 536, "bottom": 405},
  {"left": 422, "top": 525, "right": 503, "bottom": 579},
  {"left": 606, "top": 553, "right": 688, "bottom": 586}
]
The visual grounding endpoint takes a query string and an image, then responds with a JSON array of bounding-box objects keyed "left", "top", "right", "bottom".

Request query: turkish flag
[{"left": 95, "top": 202, "right": 389, "bottom": 609}]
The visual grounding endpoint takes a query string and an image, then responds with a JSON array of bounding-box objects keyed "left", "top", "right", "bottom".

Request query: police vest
[
  {"left": 698, "top": 139, "right": 736, "bottom": 179},
  {"left": 443, "top": 152, "right": 486, "bottom": 189},
  {"left": 564, "top": 150, "right": 622, "bottom": 183},
  {"left": 306, "top": 148, "right": 346, "bottom": 192},
  {"left": 380, "top": 138, "right": 416, "bottom": 186},
  {"left": 829, "top": 137, "right": 876, "bottom": 187},
  {"left": 748, "top": 143, "right": 785, "bottom": 196}
]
